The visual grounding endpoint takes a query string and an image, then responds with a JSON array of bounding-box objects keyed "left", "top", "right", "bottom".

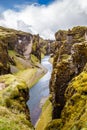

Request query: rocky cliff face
[
  {"left": 55, "top": 26, "right": 87, "bottom": 43},
  {"left": 0, "top": 26, "right": 49, "bottom": 130},
  {"left": 32, "top": 34, "right": 41, "bottom": 62},
  {"left": 0, "top": 26, "right": 49, "bottom": 74},
  {"left": 15, "top": 33, "right": 33, "bottom": 59},
  {"left": 46, "top": 26, "right": 87, "bottom": 130},
  {"left": 0, "top": 38, "right": 10, "bottom": 74},
  {"left": 0, "top": 26, "right": 34, "bottom": 58}
]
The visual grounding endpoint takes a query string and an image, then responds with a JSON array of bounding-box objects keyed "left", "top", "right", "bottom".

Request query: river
[{"left": 27, "top": 56, "right": 52, "bottom": 126}]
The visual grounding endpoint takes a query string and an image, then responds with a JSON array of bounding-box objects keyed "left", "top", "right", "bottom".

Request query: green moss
[
  {"left": 31, "top": 54, "right": 39, "bottom": 64},
  {"left": 0, "top": 74, "right": 34, "bottom": 130},
  {"left": 36, "top": 98, "right": 52, "bottom": 130},
  {"left": 0, "top": 106, "right": 33, "bottom": 130},
  {"left": 45, "top": 119, "right": 63, "bottom": 130},
  {"left": 49, "top": 57, "right": 54, "bottom": 64},
  {"left": 0, "top": 62, "right": 3, "bottom": 67},
  {"left": 72, "top": 26, "right": 87, "bottom": 43},
  {"left": 8, "top": 50, "right": 17, "bottom": 56},
  {"left": 8, "top": 50, "right": 26, "bottom": 70},
  {"left": 59, "top": 71, "right": 87, "bottom": 130},
  {"left": 60, "top": 54, "right": 70, "bottom": 61},
  {"left": 55, "top": 26, "right": 87, "bottom": 43},
  {"left": 41, "top": 53, "right": 45, "bottom": 59}
]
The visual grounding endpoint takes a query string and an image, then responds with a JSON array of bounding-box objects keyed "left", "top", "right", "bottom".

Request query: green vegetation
[
  {"left": 31, "top": 54, "right": 39, "bottom": 64},
  {"left": 47, "top": 27, "right": 87, "bottom": 130},
  {"left": 0, "top": 106, "right": 33, "bottom": 130},
  {"left": 55, "top": 26, "right": 87, "bottom": 43},
  {"left": 49, "top": 57, "right": 54, "bottom": 64},
  {"left": 0, "top": 74, "right": 34, "bottom": 130},
  {"left": 8, "top": 50, "right": 28, "bottom": 70},
  {"left": 45, "top": 70, "right": 87, "bottom": 130},
  {"left": 36, "top": 98, "right": 52, "bottom": 130},
  {"left": 41, "top": 53, "right": 45, "bottom": 59},
  {"left": 61, "top": 71, "right": 87, "bottom": 130},
  {"left": 16, "top": 68, "right": 37, "bottom": 88},
  {"left": 0, "top": 26, "right": 48, "bottom": 130},
  {"left": 45, "top": 119, "right": 63, "bottom": 130},
  {"left": 72, "top": 26, "right": 87, "bottom": 43}
]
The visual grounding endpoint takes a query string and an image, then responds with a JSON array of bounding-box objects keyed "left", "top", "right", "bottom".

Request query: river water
[{"left": 27, "top": 56, "right": 52, "bottom": 125}]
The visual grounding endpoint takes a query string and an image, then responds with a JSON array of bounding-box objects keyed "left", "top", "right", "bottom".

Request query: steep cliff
[
  {"left": 0, "top": 26, "right": 48, "bottom": 130},
  {"left": 45, "top": 27, "right": 87, "bottom": 130},
  {"left": 0, "top": 39, "right": 10, "bottom": 74},
  {"left": 32, "top": 34, "right": 41, "bottom": 62},
  {"left": 0, "top": 26, "right": 51, "bottom": 74},
  {"left": 55, "top": 26, "right": 87, "bottom": 43}
]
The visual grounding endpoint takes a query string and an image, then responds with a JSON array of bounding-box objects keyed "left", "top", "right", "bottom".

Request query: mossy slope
[
  {"left": 0, "top": 74, "right": 34, "bottom": 130},
  {"left": 36, "top": 99, "right": 52, "bottom": 130}
]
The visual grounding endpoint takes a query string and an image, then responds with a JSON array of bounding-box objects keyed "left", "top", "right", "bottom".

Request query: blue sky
[
  {"left": 0, "top": 0, "right": 87, "bottom": 39},
  {"left": 0, "top": 0, "right": 54, "bottom": 9}
]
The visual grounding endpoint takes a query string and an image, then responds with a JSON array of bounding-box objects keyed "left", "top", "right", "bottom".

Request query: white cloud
[{"left": 0, "top": 0, "right": 87, "bottom": 39}]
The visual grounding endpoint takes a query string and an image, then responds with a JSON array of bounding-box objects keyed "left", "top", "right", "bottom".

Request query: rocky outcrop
[
  {"left": 55, "top": 26, "right": 87, "bottom": 44},
  {"left": 51, "top": 41, "right": 87, "bottom": 119},
  {"left": 0, "top": 26, "right": 51, "bottom": 75},
  {"left": 15, "top": 33, "right": 33, "bottom": 59},
  {"left": 47, "top": 27, "right": 87, "bottom": 130},
  {"left": 32, "top": 34, "right": 41, "bottom": 62},
  {"left": 0, "top": 26, "right": 46, "bottom": 63},
  {"left": 0, "top": 27, "right": 33, "bottom": 59},
  {"left": 46, "top": 63, "right": 87, "bottom": 130},
  {"left": 0, "top": 40, "right": 10, "bottom": 74},
  {"left": 0, "top": 26, "right": 48, "bottom": 130}
]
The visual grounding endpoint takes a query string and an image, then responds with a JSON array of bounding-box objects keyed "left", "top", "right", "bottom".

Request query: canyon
[{"left": 0, "top": 26, "right": 87, "bottom": 130}]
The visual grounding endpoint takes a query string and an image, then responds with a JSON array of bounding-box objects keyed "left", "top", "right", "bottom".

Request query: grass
[
  {"left": 49, "top": 57, "right": 53, "bottom": 64},
  {"left": 0, "top": 106, "right": 33, "bottom": 130},
  {"left": 8, "top": 50, "right": 26, "bottom": 70},
  {"left": 31, "top": 54, "right": 39, "bottom": 64},
  {"left": 16, "top": 68, "right": 37, "bottom": 88},
  {"left": 36, "top": 98, "right": 52, "bottom": 130},
  {"left": 41, "top": 53, "right": 45, "bottom": 59},
  {"left": 0, "top": 63, "right": 46, "bottom": 129},
  {"left": 0, "top": 74, "right": 34, "bottom": 130}
]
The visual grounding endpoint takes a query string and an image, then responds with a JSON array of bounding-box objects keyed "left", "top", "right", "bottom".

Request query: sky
[
  {"left": 0, "top": 0, "right": 87, "bottom": 39},
  {"left": 0, "top": 0, "right": 54, "bottom": 9}
]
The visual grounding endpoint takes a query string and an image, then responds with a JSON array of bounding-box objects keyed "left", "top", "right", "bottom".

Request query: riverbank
[
  {"left": 16, "top": 62, "right": 47, "bottom": 89},
  {"left": 0, "top": 61, "right": 47, "bottom": 130},
  {"left": 49, "top": 57, "right": 53, "bottom": 64},
  {"left": 35, "top": 56, "right": 53, "bottom": 130},
  {"left": 27, "top": 56, "right": 52, "bottom": 126},
  {"left": 35, "top": 98, "right": 52, "bottom": 130}
]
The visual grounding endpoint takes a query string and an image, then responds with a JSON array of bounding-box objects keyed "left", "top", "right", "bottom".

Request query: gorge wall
[
  {"left": 0, "top": 26, "right": 52, "bottom": 130},
  {"left": 45, "top": 26, "right": 87, "bottom": 130},
  {"left": 0, "top": 26, "right": 52, "bottom": 75}
]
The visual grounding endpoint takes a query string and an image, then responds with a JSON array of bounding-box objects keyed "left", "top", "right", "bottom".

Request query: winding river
[{"left": 27, "top": 56, "right": 52, "bottom": 125}]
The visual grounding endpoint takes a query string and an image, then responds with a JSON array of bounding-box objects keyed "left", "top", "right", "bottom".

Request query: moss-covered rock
[
  {"left": 45, "top": 119, "right": 63, "bottom": 130},
  {"left": 0, "top": 40, "right": 10, "bottom": 74},
  {"left": 60, "top": 71, "right": 87, "bottom": 130},
  {"left": 32, "top": 34, "right": 41, "bottom": 62},
  {"left": 46, "top": 70, "right": 87, "bottom": 130},
  {"left": 47, "top": 27, "right": 87, "bottom": 130},
  {"left": 0, "top": 74, "right": 34, "bottom": 130},
  {"left": 36, "top": 99, "right": 52, "bottom": 130},
  {"left": 55, "top": 26, "right": 87, "bottom": 43}
]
